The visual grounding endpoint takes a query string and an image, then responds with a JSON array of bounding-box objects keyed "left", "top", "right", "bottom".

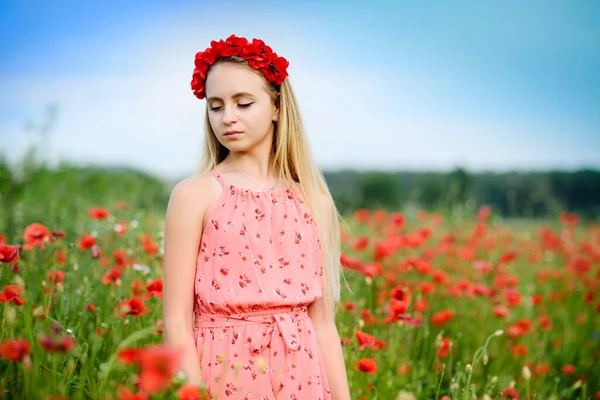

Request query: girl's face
[{"left": 205, "top": 62, "right": 279, "bottom": 153}]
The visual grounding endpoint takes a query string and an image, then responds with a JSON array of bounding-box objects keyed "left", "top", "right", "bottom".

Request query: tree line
[{"left": 325, "top": 167, "right": 600, "bottom": 220}]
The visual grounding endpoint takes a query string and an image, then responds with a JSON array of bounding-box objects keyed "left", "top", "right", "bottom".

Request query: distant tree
[
  {"left": 445, "top": 167, "right": 473, "bottom": 207},
  {"left": 419, "top": 174, "right": 446, "bottom": 210},
  {"left": 357, "top": 172, "right": 402, "bottom": 210}
]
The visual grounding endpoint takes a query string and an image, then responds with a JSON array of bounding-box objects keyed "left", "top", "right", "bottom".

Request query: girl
[{"left": 162, "top": 34, "right": 351, "bottom": 399}]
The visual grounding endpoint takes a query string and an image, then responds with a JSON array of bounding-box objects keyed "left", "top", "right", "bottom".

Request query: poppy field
[{"left": 1, "top": 190, "right": 599, "bottom": 399}]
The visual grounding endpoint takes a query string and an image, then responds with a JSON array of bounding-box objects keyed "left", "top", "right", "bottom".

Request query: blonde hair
[{"left": 196, "top": 56, "right": 344, "bottom": 318}]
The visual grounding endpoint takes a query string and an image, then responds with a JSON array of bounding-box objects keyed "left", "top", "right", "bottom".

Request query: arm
[
  {"left": 162, "top": 177, "right": 209, "bottom": 386},
  {"left": 308, "top": 193, "right": 352, "bottom": 400}
]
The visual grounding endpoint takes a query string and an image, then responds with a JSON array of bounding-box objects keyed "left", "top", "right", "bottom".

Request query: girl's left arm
[
  {"left": 309, "top": 296, "right": 352, "bottom": 400},
  {"left": 308, "top": 191, "right": 352, "bottom": 400}
]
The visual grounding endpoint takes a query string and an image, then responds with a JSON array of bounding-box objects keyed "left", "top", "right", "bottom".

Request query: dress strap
[{"left": 209, "top": 167, "right": 226, "bottom": 188}]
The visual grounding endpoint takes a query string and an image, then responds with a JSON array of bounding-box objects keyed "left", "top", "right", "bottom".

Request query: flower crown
[{"left": 190, "top": 34, "right": 289, "bottom": 100}]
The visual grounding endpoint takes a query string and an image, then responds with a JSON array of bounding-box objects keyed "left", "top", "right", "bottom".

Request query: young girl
[{"left": 162, "top": 34, "right": 351, "bottom": 399}]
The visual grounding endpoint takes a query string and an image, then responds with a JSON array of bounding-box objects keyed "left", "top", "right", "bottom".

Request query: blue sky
[{"left": 1, "top": 0, "right": 599, "bottom": 178}]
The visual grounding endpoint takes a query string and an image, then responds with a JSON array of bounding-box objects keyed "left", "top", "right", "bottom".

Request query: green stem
[
  {"left": 464, "top": 373, "right": 473, "bottom": 400},
  {"left": 98, "top": 326, "right": 157, "bottom": 392},
  {"left": 435, "top": 363, "right": 445, "bottom": 400}
]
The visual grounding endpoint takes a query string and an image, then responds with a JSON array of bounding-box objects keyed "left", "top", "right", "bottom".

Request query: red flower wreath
[{"left": 190, "top": 34, "right": 289, "bottom": 100}]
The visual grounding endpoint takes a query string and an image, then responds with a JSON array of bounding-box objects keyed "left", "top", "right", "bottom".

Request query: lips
[{"left": 224, "top": 130, "right": 243, "bottom": 136}]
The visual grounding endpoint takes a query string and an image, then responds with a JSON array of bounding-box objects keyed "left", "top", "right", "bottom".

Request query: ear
[{"left": 272, "top": 106, "right": 280, "bottom": 123}]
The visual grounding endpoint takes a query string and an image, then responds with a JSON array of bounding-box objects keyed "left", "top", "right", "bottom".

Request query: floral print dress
[{"left": 193, "top": 168, "right": 332, "bottom": 399}]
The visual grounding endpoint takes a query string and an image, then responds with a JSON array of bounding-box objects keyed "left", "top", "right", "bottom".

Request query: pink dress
[{"left": 193, "top": 168, "right": 332, "bottom": 399}]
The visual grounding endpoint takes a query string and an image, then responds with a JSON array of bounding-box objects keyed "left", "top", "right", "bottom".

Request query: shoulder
[
  {"left": 318, "top": 189, "right": 333, "bottom": 215},
  {"left": 166, "top": 172, "right": 218, "bottom": 219}
]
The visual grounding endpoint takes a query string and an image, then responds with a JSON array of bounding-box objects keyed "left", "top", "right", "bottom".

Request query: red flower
[
  {"left": 191, "top": 34, "right": 289, "bottom": 100},
  {"left": 102, "top": 268, "right": 122, "bottom": 285},
  {"left": 501, "top": 386, "right": 519, "bottom": 399},
  {"left": 562, "top": 364, "right": 576, "bottom": 375},
  {"left": 23, "top": 223, "right": 51, "bottom": 249},
  {"left": 146, "top": 279, "right": 163, "bottom": 299},
  {"left": 88, "top": 207, "right": 110, "bottom": 220},
  {"left": 178, "top": 383, "right": 209, "bottom": 400},
  {"left": 560, "top": 212, "right": 579, "bottom": 228},
  {"left": 0, "top": 244, "right": 19, "bottom": 264},
  {"left": 509, "top": 343, "right": 528, "bottom": 357},
  {"left": 355, "top": 358, "right": 377, "bottom": 374},
  {"left": 117, "top": 347, "right": 142, "bottom": 365},
  {"left": 352, "top": 236, "right": 369, "bottom": 251},
  {"left": 142, "top": 240, "right": 159, "bottom": 256},
  {"left": 137, "top": 345, "right": 183, "bottom": 394},
  {"left": 115, "top": 298, "right": 147, "bottom": 318},
  {"left": 78, "top": 233, "right": 96, "bottom": 250},
  {"left": 493, "top": 305, "right": 510, "bottom": 318},
  {"left": 353, "top": 209, "right": 370, "bottom": 223},
  {"left": 38, "top": 333, "right": 76, "bottom": 353},
  {"left": 430, "top": 309, "right": 454, "bottom": 325},
  {"left": 115, "top": 385, "right": 148, "bottom": 400},
  {"left": 48, "top": 270, "right": 65, "bottom": 284},
  {"left": 437, "top": 337, "right": 452, "bottom": 358},
  {"left": 355, "top": 330, "right": 376, "bottom": 350},
  {"left": 0, "top": 338, "right": 31, "bottom": 361},
  {"left": 0, "top": 285, "right": 25, "bottom": 306}
]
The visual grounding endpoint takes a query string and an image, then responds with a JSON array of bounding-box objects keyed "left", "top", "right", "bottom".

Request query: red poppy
[
  {"left": 115, "top": 298, "right": 147, "bottom": 318},
  {"left": 178, "top": 383, "right": 209, "bottom": 400},
  {"left": 355, "top": 330, "right": 376, "bottom": 350},
  {"left": 146, "top": 279, "right": 163, "bottom": 299},
  {"left": 88, "top": 207, "right": 110, "bottom": 220},
  {"left": 560, "top": 212, "right": 579, "bottom": 228},
  {"left": 493, "top": 305, "right": 510, "bottom": 318},
  {"left": 0, "top": 285, "right": 25, "bottom": 306},
  {"left": 509, "top": 343, "right": 527, "bottom": 357},
  {"left": 562, "top": 364, "right": 576, "bottom": 375},
  {"left": 355, "top": 358, "right": 377, "bottom": 374},
  {"left": 0, "top": 244, "right": 19, "bottom": 263},
  {"left": 352, "top": 236, "right": 369, "bottom": 251},
  {"left": 137, "top": 345, "right": 183, "bottom": 394},
  {"left": 23, "top": 223, "right": 52, "bottom": 249},
  {"left": 115, "top": 385, "right": 148, "bottom": 400},
  {"left": 102, "top": 268, "right": 122, "bottom": 285},
  {"left": 142, "top": 240, "right": 159, "bottom": 256},
  {"left": 437, "top": 337, "right": 452, "bottom": 358},
  {"left": 48, "top": 270, "right": 65, "bottom": 284},
  {"left": 501, "top": 386, "right": 519, "bottom": 399},
  {"left": 0, "top": 338, "right": 31, "bottom": 361},
  {"left": 430, "top": 309, "right": 454, "bottom": 325},
  {"left": 118, "top": 347, "right": 142, "bottom": 365},
  {"left": 38, "top": 333, "right": 76, "bottom": 353},
  {"left": 78, "top": 233, "right": 96, "bottom": 250}
]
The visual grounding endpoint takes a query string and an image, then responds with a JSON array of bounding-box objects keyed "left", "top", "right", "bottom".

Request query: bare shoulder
[
  {"left": 166, "top": 172, "right": 217, "bottom": 219},
  {"left": 319, "top": 189, "right": 333, "bottom": 214}
]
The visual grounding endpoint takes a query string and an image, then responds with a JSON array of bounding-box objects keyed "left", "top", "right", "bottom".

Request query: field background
[
  {"left": 1, "top": 139, "right": 599, "bottom": 399},
  {"left": 2, "top": 1, "right": 600, "bottom": 398}
]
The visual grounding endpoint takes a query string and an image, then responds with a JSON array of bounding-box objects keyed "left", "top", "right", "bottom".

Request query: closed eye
[{"left": 209, "top": 102, "right": 254, "bottom": 111}]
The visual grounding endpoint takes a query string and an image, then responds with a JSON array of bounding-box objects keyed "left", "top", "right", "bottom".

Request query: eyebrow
[{"left": 207, "top": 92, "right": 255, "bottom": 102}]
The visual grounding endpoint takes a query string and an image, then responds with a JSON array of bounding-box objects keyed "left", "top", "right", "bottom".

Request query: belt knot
[{"left": 194, "top": 305, "right": 309, "bottom": 355}]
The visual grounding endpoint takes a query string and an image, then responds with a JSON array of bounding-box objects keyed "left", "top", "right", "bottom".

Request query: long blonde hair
[{"left": 196, "top": 56, "right": 344, "bottom": 318}]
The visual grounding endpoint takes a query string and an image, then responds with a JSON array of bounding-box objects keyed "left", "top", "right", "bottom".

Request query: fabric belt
[{"left": 193, "top": 305, "right": 309, "bottom": 354}]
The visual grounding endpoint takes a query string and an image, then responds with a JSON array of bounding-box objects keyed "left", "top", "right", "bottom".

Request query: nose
[{"left": 222, "top": 104, "right": 237, "bottom": 126}]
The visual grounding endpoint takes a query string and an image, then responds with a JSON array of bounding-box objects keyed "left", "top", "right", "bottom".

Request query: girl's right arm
[{"left": 162, "top": 175, "right": 212, "bottom": 386}]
